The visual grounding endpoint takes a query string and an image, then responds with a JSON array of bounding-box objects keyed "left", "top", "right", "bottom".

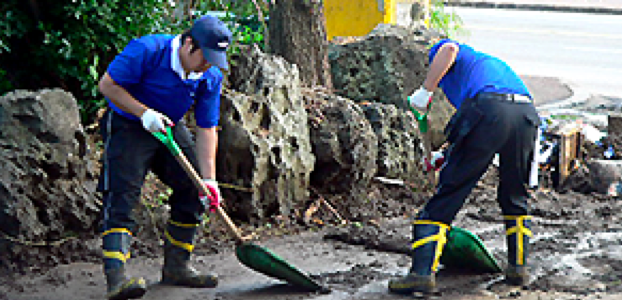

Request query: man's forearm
[
  {"left": 196, "top": 127, "right": 218, "bottom": 180},
  {"left": 423, "top": 43, "right": 459, "bottom": 91},
  {"left": 98, "top": 73, "right": 148, "bottom": 118}
]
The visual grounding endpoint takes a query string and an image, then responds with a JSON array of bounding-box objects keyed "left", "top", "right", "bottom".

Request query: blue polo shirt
[
  {"left": 429, "top": 39, "right": 530, "bottom": 109},
  {"left": 106, "top": 34, "right": 222, "bottom": 128}
]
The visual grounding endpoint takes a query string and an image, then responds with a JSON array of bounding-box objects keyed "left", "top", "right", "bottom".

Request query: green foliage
[
  {"left": 0, "top": 0, "right": 268, "bottom": 124},
  {"left": 0, "top": 0, "right": 181, "bottom": 123},
  {"left": 214, "top": 1, "right": 268, "bottom": 55},
  {"left": 0, "top": 69, "right": 14, "bottom": 92},
  {"left": 429, "top": 0, "right": 467, "bottom": 39},
  {"left": 0, "top": 3, "right": 29, "bottom": 54},
  {"left": 550, "top": 114, "right": 580, "bottom": 121},
  {"left": 239, "top": 26, "right": 264, "bottom": 45},
  {"left": 157, "top": 187, "right": 174, "bottom": 205}
]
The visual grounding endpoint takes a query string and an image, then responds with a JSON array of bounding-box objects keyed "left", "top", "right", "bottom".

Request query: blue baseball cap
[{"left": 190, "top": 15, "right": 232, "bottom": 70}]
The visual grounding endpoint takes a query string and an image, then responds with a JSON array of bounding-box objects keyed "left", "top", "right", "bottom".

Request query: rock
[
  {"left": 305, "top": 91, "right": 378, "bottom": 195},
  {"left": 608, "top": 113, "right": 622, "bottom": 157},
  {"left": 328, "top": 23, "right": 454, "bottom": 148},
  {"left": 0, "top": 89, "right": 100, "bottom": 260},
  {"left": 586, "top": 160, "right": 622, "bottom": 196},
  {"left": 221, "top": 45, "right": 315, "bottom": 221},
  {"left": 328, "top": 24, "right": 428, "bottom": 107},
  {"left": 361, "top": 103, "right": 426, "bottom": 184}
]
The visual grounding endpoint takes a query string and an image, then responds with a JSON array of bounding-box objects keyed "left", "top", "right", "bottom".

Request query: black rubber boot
[
  {"left": 105, "top": 267, "right": 147, "bottom": 300},
  {"left": 161, "top": 221, "right": 218, "bottom": 288},
  {"left": 103, "top": 229, "right": 146, "bottom": 300},
  {"left": 504, "top": 215, "right": 533, "bottom": 286},
  {"left": 388, "top": 220, "right": 450, "bottom": 295}
]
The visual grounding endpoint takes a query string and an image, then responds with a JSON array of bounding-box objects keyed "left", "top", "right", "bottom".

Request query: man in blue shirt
[
  {"left": 97, "top": 15, "right": 231, "bottom": 300},
  {"left": 388, "top": 39, "right": 541, "bottom": 295}
]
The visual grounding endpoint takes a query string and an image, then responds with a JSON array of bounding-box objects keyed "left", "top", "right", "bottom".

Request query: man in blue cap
[
  {"left": 388, "top": 39, "right": 541, "bottom": 295},
  {"left": 97, "top": 15, "right": 232, "bottom": 300}
]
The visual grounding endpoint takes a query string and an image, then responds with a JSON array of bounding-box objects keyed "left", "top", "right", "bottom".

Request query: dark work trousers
[
  {"left": 418, "top": 93, "right": 541, "bottom": 224},
  {"left": 98, "top": 110, "right": 204, "bottom": 233}
]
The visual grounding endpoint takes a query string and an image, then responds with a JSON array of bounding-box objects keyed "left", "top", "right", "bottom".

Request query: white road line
[
  {"left": 564, "top": 46, "right": 622, "bottom": 54},
  {"left": 464, "top": 25, "right": 622, "bottom": 40}
]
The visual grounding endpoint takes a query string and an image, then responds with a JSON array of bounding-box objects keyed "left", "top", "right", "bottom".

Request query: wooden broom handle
[{"left": 173, "top": 153, "right": 245, "bottom": 242}]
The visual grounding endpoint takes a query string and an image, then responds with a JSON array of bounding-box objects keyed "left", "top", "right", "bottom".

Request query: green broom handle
[
  {"left": 408, "top": 96, "right": 436, "bottom": 185},
  {"left": 407, "top": 96, "right": 432, "bottom": 133},
  {"left": 152, "top": 128, "right": 244, "bottom": 242}
]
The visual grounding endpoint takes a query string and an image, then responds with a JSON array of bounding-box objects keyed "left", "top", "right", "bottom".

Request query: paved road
[
  {"left": 452, "top": 7, "right": 622, "bottom": 100},
  {"left": 446, "top": 0, "right": 622, "bottom": 13}
]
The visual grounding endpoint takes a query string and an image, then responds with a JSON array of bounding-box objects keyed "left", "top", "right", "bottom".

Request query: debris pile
[{"left": 534, "top": 111, "right": 621, "bottom": 196}]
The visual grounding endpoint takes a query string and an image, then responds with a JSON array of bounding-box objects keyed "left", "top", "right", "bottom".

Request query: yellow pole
[{"left": 383, "top": 0, "right": 396, "bottom": 24}]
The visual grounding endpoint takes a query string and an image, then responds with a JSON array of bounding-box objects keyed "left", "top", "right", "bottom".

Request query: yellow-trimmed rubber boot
[
  {"left": 388, "top": 220, "right": 450, "bottom": 295},
  {"left": 161, "top": 221, "right": 218, "bottom": 288},
  {"left": 504, "top": 215, "right": 533, "bottom": 286},
  {"left": 103, "top": 228, "right": 147, "bottom": 300}
]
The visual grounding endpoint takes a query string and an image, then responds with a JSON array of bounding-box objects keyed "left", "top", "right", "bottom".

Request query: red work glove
[
  {"left": 421, "top": 151, "right": 445, "bottom": 173},
  {"left": 199, "top": 179, "right": 221, "bottom": 212}
]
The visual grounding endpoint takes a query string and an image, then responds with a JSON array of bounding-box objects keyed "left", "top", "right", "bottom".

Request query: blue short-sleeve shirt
[
  {"left": 106, "top": 34, "right": 222, "bottom": 128},
  {"left": 429, "top": 39, "right": 530, "bottom": 109}
]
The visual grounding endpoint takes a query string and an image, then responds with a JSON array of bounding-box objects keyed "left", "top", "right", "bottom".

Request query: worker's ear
[{"left": 181, "top": 36, "right": 193, "bottom": 51}]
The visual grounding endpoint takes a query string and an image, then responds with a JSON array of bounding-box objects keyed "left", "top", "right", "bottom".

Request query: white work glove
[
  {"left": 408, "top": 86, "right": 433, "bottom": 109},
  {"left": 200, "top": 179, "right": 221, "bottom": 212},
  {"left": 421, "top": 151, "right": 445, "bottom": 173},
  {"left": 140, "top": 109, "right": 173, "bottom": 133}
]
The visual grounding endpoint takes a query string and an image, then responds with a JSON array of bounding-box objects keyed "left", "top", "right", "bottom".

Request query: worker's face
[{"left": 181, "top": 37, "right": 212, "bottom": 73}]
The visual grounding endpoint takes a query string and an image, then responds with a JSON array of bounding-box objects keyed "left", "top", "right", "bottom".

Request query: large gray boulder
[
  {"left": 0, "top": 89, "right": 99, "bottom": 253},
  {"left": 329, "top": 24, "right": 454, "bottom": 149},
  {"left": 329, "top": 24, "right": 429, "bottom": 107},
  {"left": 362, "top": 103, "right": 426, "bottom": 184},
  {"left": 305, "top": 91, "right": 378, "bottom": 195},
  {"left": 221, "top": 45, "right": 315, "bottom": 221}
]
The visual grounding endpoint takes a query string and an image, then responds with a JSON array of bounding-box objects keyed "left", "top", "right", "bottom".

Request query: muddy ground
[
  {"left": 2, "top": 165, "right": 622, "bottom": 300},
  {"left": 2, "top": 81, "right": 622, "bottom": 300},
  {"left": 2, "top": 131, "right": 622, "bottom": 300}
]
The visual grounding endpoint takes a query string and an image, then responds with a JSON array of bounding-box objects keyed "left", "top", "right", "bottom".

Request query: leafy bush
[
  {"left": 205, "top": 2, "right": 268, "bottom": 55},
  {"left": 429, "top": 0, "right": 467, "bottom": 39},
  {"left": 1, "top": 0, "right": 183, "bottom": 122},
  {"left": 0, "top": 0, "right": 266, "bottom": 124}
]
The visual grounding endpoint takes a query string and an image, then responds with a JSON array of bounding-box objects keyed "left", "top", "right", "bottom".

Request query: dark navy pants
[
  {"left": 418, "top": 93, "right": 541, "bottom": 224},
  {"left": 98, "top": 110, "right": 205, "bottom": 233}
]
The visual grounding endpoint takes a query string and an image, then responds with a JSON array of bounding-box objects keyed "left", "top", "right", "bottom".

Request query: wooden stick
[
  {"left": 309, "top": 188, "right": 347, "bottom": 224},
  {"left": 317, "top": 195, "right": 346, "bottom": 224},
  {"left": 173, "top": 154, "right": 245, "bottom": 242},
  {"left": 423, "top": 126, "right": 438, "bottom": 187}
]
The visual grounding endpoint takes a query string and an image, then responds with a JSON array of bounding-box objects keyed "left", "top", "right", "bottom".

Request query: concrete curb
[{"left": 446, "top": 1, "right": 622, "bottom": 15}]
